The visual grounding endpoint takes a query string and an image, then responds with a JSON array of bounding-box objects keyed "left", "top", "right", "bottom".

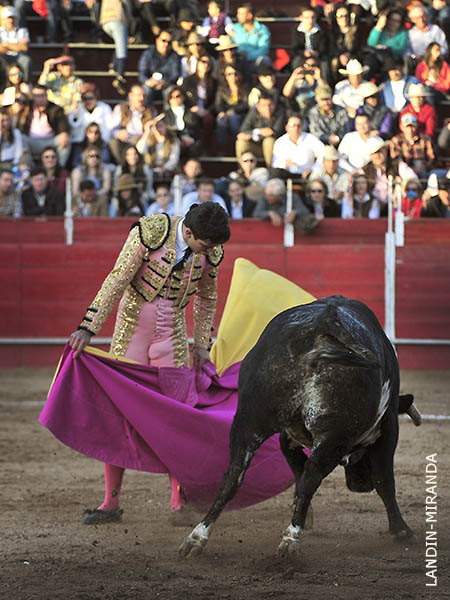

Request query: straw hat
[
  {"left": 315, "top": 85, "right": 333, "bottom": 100},
  {"left": 185, "top": 31, "right": 206, "bottom": 46},
  {"left": 114, "top": 174, "right": 140, "bottom": 193},
  {"left": 366, "top": 136, "right": 386, "bottom": 155},
  {"left": 215, "top": 35, "right": 238, "bottom": 51},
  {"left": 407, "top": 83, "right": 428, "bottom": 97},
  {"left": 338, "top": 59, "right": 369, "bottom": 76},
  {"left": 359, "top": 81, "right": 384, "bottom": 98},
  {"left": 323, "top": 145, "right": 340, "bottom": 160}
]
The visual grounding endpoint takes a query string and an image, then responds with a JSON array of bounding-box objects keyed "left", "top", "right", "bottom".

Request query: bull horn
[{"left": 406, "top": 403, "right": 422, "bottom": 426}]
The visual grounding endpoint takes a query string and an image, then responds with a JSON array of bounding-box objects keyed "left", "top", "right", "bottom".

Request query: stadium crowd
[{"left": 0, "top": 0, "right": 449, "bottom": 223}]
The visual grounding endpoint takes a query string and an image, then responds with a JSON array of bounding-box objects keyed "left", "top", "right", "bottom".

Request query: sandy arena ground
[{"left": 0, "top": 367, "right": 449, "bottom": 600}]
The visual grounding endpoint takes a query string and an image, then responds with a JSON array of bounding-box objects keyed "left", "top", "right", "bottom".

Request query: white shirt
[
  {"left": 390, "top": 79, "right": 407, "bottom": 112},
  {"left": 408, "top": 24, "right": 448, "bottom": 57},
  {"left": 175, "top": 217, "right": 190, "bottom": 263},
  {"left": 181, "top": 192, "right": 227, "bottom": 216},
  {"left": 342, "top": 193, "right": 380, "bottom": 219},
  {"left": 271, "top": 132, "right": 325, "bottom": 174},
  {"left": 68, "top": 100, "right": 113, "bottom": 143},
  {"left": 230, "top": 200, "right": 244, "bottom": 220},
  {"left": 333, "top": 79, "right": 369, "bottom": 112},
  {"left": 338, "top": 132, "right": 376, "bottom": 171}
]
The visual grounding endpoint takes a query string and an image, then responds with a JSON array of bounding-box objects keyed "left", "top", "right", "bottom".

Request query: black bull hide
[{"left": 180, "top": 296, "right": 419, "bottom": 558}]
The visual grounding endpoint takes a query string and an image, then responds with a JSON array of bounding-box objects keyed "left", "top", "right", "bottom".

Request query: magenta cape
[{"left": 39, "top": 346, "right": 295, "bottom": 511}]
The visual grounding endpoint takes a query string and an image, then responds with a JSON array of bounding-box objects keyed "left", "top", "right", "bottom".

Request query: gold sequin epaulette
[
  {"left": 136, "top": 214, "right": 170, "bottom": 251},
  {"left": 206, "top": 245, "right": 224, "bottom": 267}
]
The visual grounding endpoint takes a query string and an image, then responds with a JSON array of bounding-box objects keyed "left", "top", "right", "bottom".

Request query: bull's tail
[{"left": 303, "top": 345, "right": 381, "bottom": 370}]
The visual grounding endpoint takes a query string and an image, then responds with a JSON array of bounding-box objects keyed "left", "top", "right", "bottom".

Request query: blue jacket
[
  {"left": 232, "top": 21, "right": 270, "bottom": 62},
  {"left": 381, "top": 76, "right": 419, "bottom": 111}
]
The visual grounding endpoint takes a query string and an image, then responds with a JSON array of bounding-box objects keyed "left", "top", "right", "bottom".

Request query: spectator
[
  {"left": 328, "top": 5, "right": 362, "bottom": 84},
  {"left": 362, "top": 136, "right": 417, "bottom": 216},
  {"left": 39, "top": 145, "right": 68, "bottom": 197},
  {"left": 415, "top": 41, "right": 450, "bottom": 102},
  {"left": 85, "top": 0, "right": 103, "bottom": 44},
  {"left": 136, "top": 0, "right": 164, "bottom": 39},
  {"left": 271, "top": 114, "right": 325, "bottom": 178},
  {"left": 138, "top": 29, "right": 181, "bottom": 104},
  {"left": 248, "top": 63, "right": 282, "bottom": 108},
  {"left": 230, "top": 2, "right": 270, "bottom": 65},
  {"left": 400, "top": 177, "right": 423, "bottom": 218},
  {"left": 428, "top": 0, "right": 450, "bottom": 40},
  {"left": 172, "top": 8, "right": 196, "bottom": 56},
  {"left": 20, "top": 84, "right": 71, "bottom": 167},
  {"left": 308, "top": 85, "right": 351, "bottom": 147},
  {"left": 381, "top": 56, "right": 419, "bottom": 114},
  {"left": 201, "top": 0, "right": 233, "bottom": 46},
  {"left": 114, "top": 144, "right": 154, "bottom": 206},
  {"left": 310, "top": 144, "right": 350, "bottom": 207},
  {"left": 182, "top": 52, "right": 217, "bottom": 150},
  {"left": 366, "top": 9, "right": 409, "bottom": 70},
  {"left": 68, "top": 82, "right": 113, "bottom": 164},
  {"left": 226, "top": 150, "right": 269, "bottom": 201},
  {"left": 181, "top": 178, "right": 227, "bottom": 214},
  {"left": 333, "top": 58, "right": 369, "bottom": 118},
  {"left": 181, "top": 31, "right": 209, "bottom": 80},
  {"left": 165, "top": 85, "right": 201, "bottom": 156},
  {"left": 407, "top": 5, "right": 448, "bottom": 64},
  {"left": 215, "top": 64, "right": 249, "bottom": 153},
  {"left": 291, "top": 7, "right": 328, "bottom": 70},
  {"left": 146, "top": 183, "right": 175, "bottom": 215},
  {"left": 100, "top": 0, "right": 131, "bottom": 95},
  {"left": 254, "top": 177, "right": 313, "bottom": 230},
  {"left": 0, "top": 167, "right": 20, "bottom": 215},
  {"left": 421, "top": 176, "right": 450, "bottom": 217},
  {"left": 282, "top": 58, "right": 328, "bottom": 115},
  {"left": 109, "top": 84, "right": 154, "bottom": 164},
  {"left": 136, "top": 117, "right": 180, "bottom": 180},
  {"left": 304, "top": 178, "right": 341, "bottom": 218},
  {"left": 38, "top": 55, "right": 83, "bottom": 115},
  {"left": 399, "top": 83, "right": 437, "bottom": 138},
  {"left": 8, "top": 90, "right": 30, "bottom": 130},
  {"left": 215, "top": 34, "right": 250, "bottom": 82},
  {"left": 71, "top": 145, "right": 113, "bottom": 209},
  {"left": 390, "top": 113, "right": 435, "bottom": 177},
  {"left": 72, "top": 121, "right": 112, "bottom": 169},
  {"left": 15, "top": 0, "right": 72, "bottom": 44},
  {"left": 0, "top": 106, "right": 23, "bottom": 168},
  {"left": 0, "top": 5, "right": 31, "bottom": 82},
  {"left": 356, "top": 82, "right": 394, "bottom": 139},
  {"left": 437, "top": 118, "right": 450, "bottom": 153},
  {"left": 224, "top": 179, "right": 256, "bottom": 218},
  {"left": 341, "top": 174, "right": 379, "bottom": 219},
  {"left": 12, "top": 150, "right": 31, "bottom": 192},
  {"left": 236, "top": 93, "right": 286, "bottom": 167},
  {"left": 21, "top": 166, "right": 64, "bottom": 215},
  {"left": 338, "top": 113, "right": 376, "bottom": 173},
  {"left": 112, "top": 172, "right": 145, "bottom": 217},
  {"left": 170, "top": 158, "right": 202, "bottom": 197},
  {"left": 73, "top": 179, "right": 109, "bottom": 217},
  {"left": 4, "top": 63, "right": 30, "bottom": 97}
]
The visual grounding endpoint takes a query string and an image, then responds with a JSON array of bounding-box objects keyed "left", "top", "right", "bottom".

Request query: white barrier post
[
  {"left": 64, "top": 176, "right": 73, "bottom": 246},
  {"left": 384, "top": 175, "right": 396, "bottom": 342},
  {"left": 284, "top": 178, "right": 294, "bottom": 247},
  {"left": 173, "top": 174, "right": 182, "bottom": 216}
]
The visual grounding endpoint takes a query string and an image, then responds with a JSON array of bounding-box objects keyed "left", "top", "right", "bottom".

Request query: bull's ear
[{"left": 398, "top": 394, "right": 414, "bottom": 414}]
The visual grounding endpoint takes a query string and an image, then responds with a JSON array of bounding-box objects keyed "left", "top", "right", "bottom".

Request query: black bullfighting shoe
[{"left": 81, "top": 508, "right": 123, "bottom": 525}]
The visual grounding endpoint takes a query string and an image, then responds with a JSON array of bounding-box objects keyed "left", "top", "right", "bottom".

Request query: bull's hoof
[
  {"left": 178, "top": 522, "right": 210, "bottom": 558},
  {"left": 392, "top": 527, "right": 415, "bottom": 543},
  {"left": 277, "top": 525, "right": 302, "bottom": 557}
]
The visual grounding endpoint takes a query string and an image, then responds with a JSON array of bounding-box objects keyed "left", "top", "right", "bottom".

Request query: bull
[{"left": 180, "top": 296, "right": 420, "bottom": 558}]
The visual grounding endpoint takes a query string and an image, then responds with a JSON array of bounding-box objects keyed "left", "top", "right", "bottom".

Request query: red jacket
[
  {"left": 415, "top": 61, "right": 450, "bottom": 94},
  {"left": 399, "top": 102, "right": 436, "bottom": 137}
]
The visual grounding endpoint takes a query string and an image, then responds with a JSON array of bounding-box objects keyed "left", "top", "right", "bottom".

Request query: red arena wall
[{"left": 1, "top": 218, "right": 449, "bottom": 369}]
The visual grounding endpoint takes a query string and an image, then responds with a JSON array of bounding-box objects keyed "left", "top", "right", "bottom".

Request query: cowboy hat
[
  {"left": 185, "top": 31, "right": 206, "bottom": 46},
  {"left": 114, "top": 174, "right": 140, "bottom": 193},
  {"left": 407, "top": 83, "right": 430, "bottom": 97},
  {"left": 338, "top": 59, "right": 369, "bottom": 76},
  {"left": 366, "top": 136, "right": 386, "bottom": 155},
  {"left": 215, "top": 35, "right": 238, "bottom": 51},
  {"left": 323, "top": 145, "right": 340, "bottom": 160},
  {"left": 358, "top": 81, "right": 384, "bottom": 98}
]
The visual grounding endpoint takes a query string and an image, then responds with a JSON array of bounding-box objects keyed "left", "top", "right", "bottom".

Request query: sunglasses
[
  {"left": 170, "top": 93, "right": 182, "bottom": 99},
  {"left": 88, "top": 153, "right": 100, "bottom": 158},
  {"left": 83, "top": 95, "right": 95, "bottom": 100},
  {"left": 225, "top": 71, "right": 237, "bottom": 76},
  {"left": 310, "top": 189, "right": 324, "bottom": 193},
  {"left": 43, "top": 154, "right": 57, "bottom": 159}
]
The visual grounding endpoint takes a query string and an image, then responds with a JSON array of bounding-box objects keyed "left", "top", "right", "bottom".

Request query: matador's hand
[
  {"left": 193, "top": 347, "right": 210, "bottom": 369},
  {"left": 69, "top": 329, "right": 93, "bottom": 359}
]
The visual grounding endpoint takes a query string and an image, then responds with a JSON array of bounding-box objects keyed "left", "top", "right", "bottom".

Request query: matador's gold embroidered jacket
[{"left": 78, "top": 214, "right": 224, "bottom": 349}]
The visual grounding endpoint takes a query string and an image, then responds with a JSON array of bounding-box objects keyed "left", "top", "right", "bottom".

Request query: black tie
[{"left": 172, "top": 247, "right": 192, "bottom": 272}]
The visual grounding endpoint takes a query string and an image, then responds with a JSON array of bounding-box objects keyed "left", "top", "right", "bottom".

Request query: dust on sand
[{"left": 0, "top": 368, "right": 449, "bottom": 600}]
